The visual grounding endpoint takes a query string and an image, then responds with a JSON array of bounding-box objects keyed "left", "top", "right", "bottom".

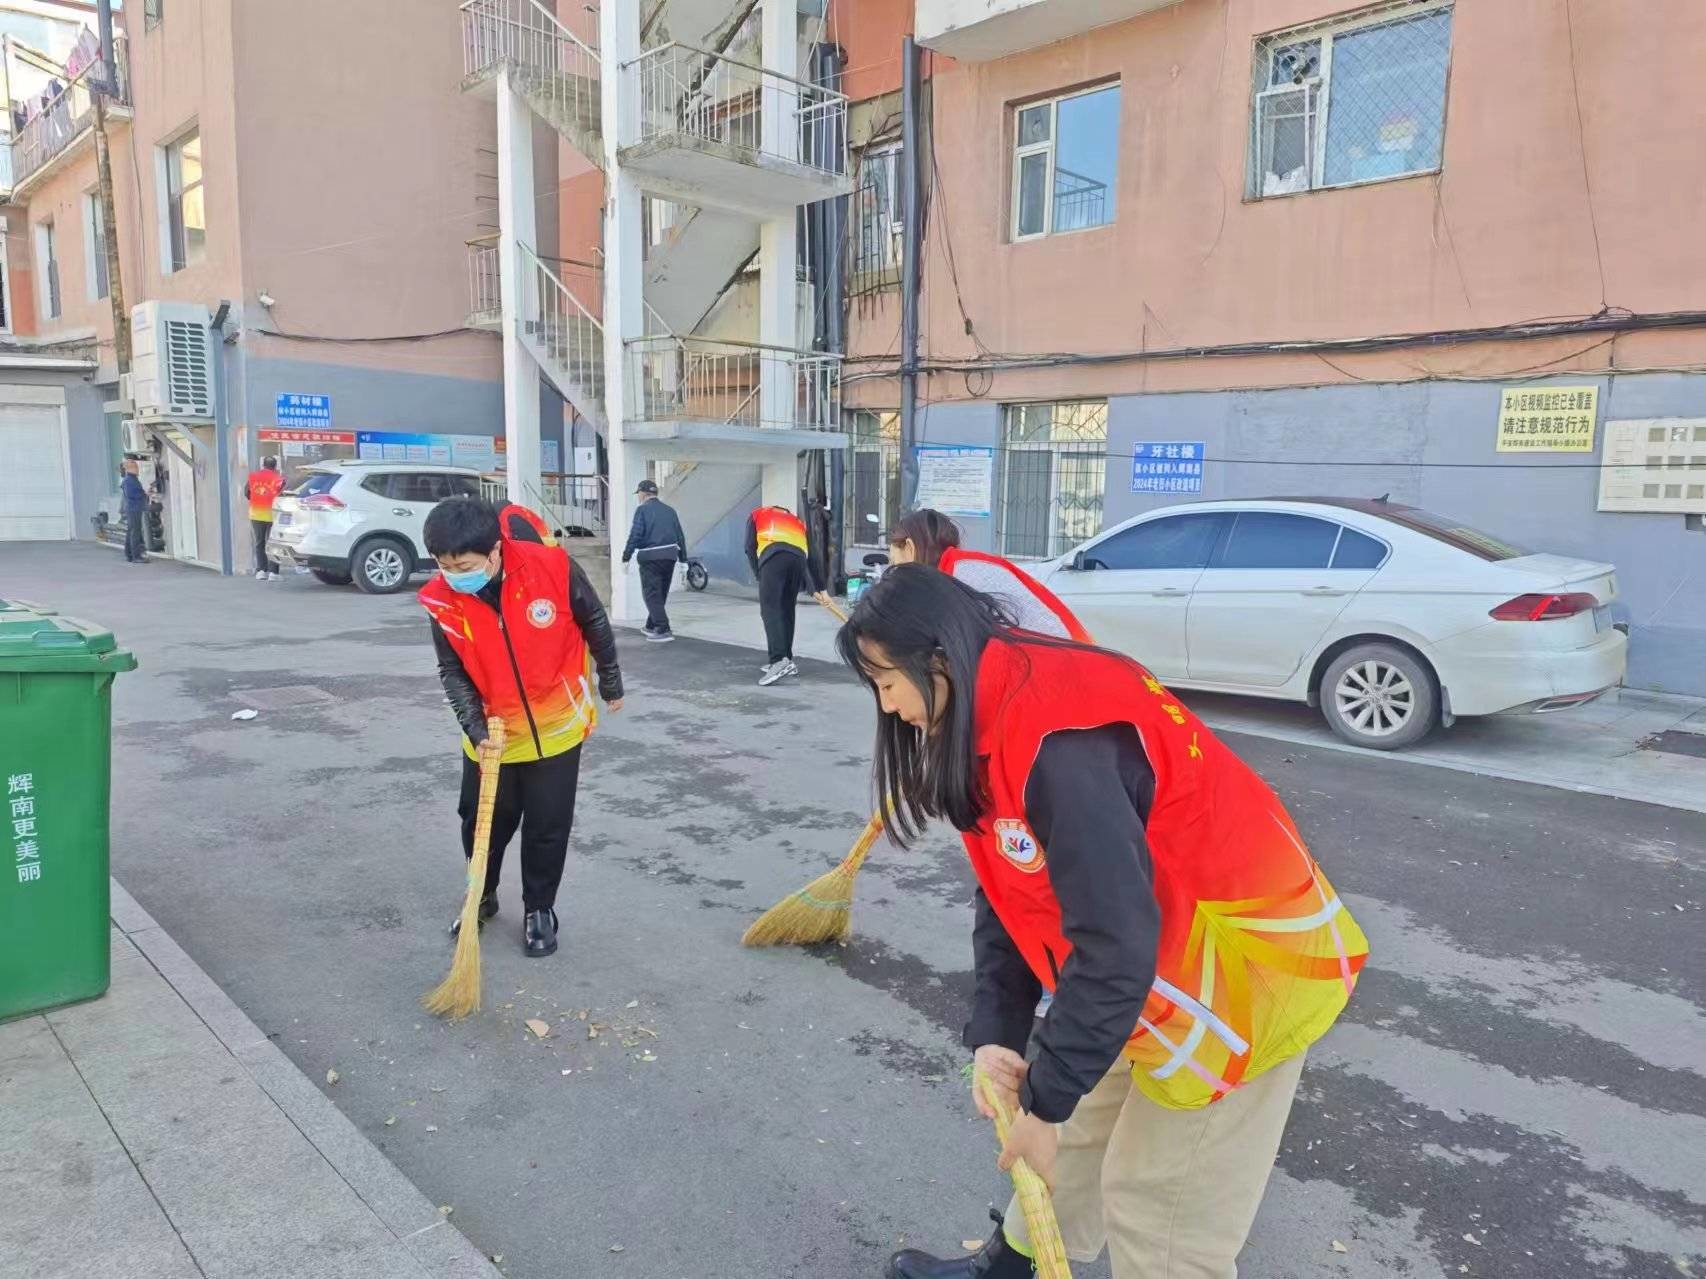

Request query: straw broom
[
  {"left": 741, "top": 809, "right": 885, "bottom": 946},
  {"left": 423, "top": 717, "right": 506, "bottom": 1019},
  {"left": 974, "top": 1070, "right": 1073, "bottom": 1279}
]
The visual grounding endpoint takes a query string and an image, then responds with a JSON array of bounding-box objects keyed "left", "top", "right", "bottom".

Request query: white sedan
[{"left": 1033, "top": 498, "right": 1627, "bottom": 750}]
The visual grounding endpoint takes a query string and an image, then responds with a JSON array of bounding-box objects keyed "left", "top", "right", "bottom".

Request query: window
[
  {"left": 164, "top": 128, "right": 205, "bottom": 272},
  {"left": 851, "top": 144, "right": 902, "bottom": 285},
  {"left": 1214, "top": 512, "right": 1342, "bottom": 569},
  {"left": 144, "top": 0, "right": 162, "bottom": 29},
  {"left": 83, "top": 192, "right": 109, "bottom": 301},
  {"left": 1252, "top": 3, "right": 1452, "bottom": 198},
  {"left": 1084, "top": 513, "right": 1224, "bottom": 571},
  {"left": 387, "top": 473, "right": 464, "bottom": 504},
  {"left": 1332, "top": 527, "right": 1389, "bottom": 569},
  {"left": 1365, "top": 504, "right": 1527, "bottom": 561},
  {"left": 1012, "top": 83, "right": 1119, "bottom": 239},
  {"left": 36, "top": 220, "right": 60, "bottom": 320},
  {"left": 849, "top": 410, "right": 900, "bottom": 545},
  {"left": 998, "top": 401, "right": 1107, "bottom": 558}
]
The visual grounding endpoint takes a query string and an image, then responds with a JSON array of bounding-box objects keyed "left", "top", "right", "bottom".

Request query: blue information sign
[
  {"left": 276, "top": 394, "right": 332, "bottom": 429},
  {"left": 1130, "top": 441, "right": 1205, "bottom": 494}
]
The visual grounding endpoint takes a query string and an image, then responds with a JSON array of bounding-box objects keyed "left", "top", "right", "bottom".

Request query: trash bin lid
[{"left": 0, "top": 610, "right": 138, "bottom": 673}]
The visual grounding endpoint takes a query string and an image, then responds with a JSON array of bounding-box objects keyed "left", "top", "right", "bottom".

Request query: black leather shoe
[
  {"left": 887, "top": 1211, "right": 1032, "bottom": 1278},
  {"left": 448, "top": 893, "right": 499, "bottom": 937},
  {"left": 524, "top": 908, "right": 559, "bottom": 957}
]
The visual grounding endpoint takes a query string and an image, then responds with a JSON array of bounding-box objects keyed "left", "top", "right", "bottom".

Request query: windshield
[
  {"left": 291, "top": 473, "right": 340, "bottom": 497},
  {"left": 1371, "top": 505, "right": 1529, "bottom": 561}
]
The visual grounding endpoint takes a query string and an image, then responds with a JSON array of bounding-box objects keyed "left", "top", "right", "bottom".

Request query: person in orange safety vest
[
  {"left": 243, "top": 457, "right": 285, "bottom": 580},
  {"left": 838, "top": 567, "right": 1367, "bottom": 1279},
  {"left": 419, "top": 497, "right": 623, "bottom": 958},
  {"left": 745, "top": 504, "right": 831, "bottom": 686}
]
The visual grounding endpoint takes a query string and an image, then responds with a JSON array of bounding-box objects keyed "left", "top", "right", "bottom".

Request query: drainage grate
[
  {"left": 229, "top": 685, "right": 337, "bottom": 711},
  {"left": 1641, "top": 730, "right": 1706, "bottom": 761}
]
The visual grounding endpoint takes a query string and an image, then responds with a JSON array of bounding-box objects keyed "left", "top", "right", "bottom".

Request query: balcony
[
  {"left": 626, "top": 336, "right": 845, "bottom": 452},
  {"left": 7, "top": 34, "right": 132, "bottom": 199},
  {"left": 916, "top": 0, "right": 1179, "bottom": 61},
  {"left": 621, "top": 44, "right": 852, "bottom": 217},
  {"left": 465, "top": 236, "right": 501, "bottom": 330},
  {"left": 460, "top": 0, "right": 603, "bottom": 165}
]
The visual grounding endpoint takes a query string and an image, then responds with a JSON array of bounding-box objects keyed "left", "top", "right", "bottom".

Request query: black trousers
[
  {"left": 123, "top": 511, "right": 146, "bottom": 561},
  {"left": 459, "top": 745, "right": 581, "bottom": 914},
  {"left": 251, "top": 520, "right": 278, "bottom": 574},
  {"left": 639, "top": 558, "right": 675, "bottom": 632},
  {"left": 757, "top": 552, "right": 806, "bottom": 663}
]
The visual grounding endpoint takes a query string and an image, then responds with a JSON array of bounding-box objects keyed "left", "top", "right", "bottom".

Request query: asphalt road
[{"left": 8, "top": 544, "right": 1704, "bottom": 1278}]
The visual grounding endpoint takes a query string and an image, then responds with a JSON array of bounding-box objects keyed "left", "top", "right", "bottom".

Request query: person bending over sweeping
[
  {"left": 746, "top": 502, "right": 833, "bottom": 686},
  {"left": 885, "top": 508, "right": 1089, "bottom": 643},
  {"left": 420, "top": 497, "right": 623, "bottom": 958},
  {"left": 837, "top": 567, "right": 1367, "bottom": 1279}
]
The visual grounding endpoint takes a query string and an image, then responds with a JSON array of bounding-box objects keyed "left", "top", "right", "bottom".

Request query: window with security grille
[
  {"left": 1011, "top": 84, "right": 1120, "bottom": 240},
  {"left": 1251, "top": 2, "right": 1452, "bottom": 199},
  {"left": 850, "top": 145, "right": 903, "bottom": 286},
  {"left": 848, "top": 410, "right": 900, "bottom": 545},
  {"left": 998, "top": 401, "right": 1108, "bottom": 559}
]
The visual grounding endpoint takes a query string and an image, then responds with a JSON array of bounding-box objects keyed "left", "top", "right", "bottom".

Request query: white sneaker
[
  {"left": 758, "top": 660, "right": 789, "bottom": 687},
  {"left": 267, "top": 572, "right": 281, "bottom": 581},
  {"left": 784, "top": 659, "right": 799, "bottom": 678},
  {"left": 254, "top": 570, "right": 268, "bottom": 580}
]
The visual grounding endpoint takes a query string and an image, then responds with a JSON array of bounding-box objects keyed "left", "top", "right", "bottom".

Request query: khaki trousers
[{"left": 1004, "top": 1052, "right": 1306, "bottom": 1279}]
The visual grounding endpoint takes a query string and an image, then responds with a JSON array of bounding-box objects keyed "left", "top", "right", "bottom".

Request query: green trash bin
[{"left": 0, "top": 601, "right": 138, "bottom": 1021}]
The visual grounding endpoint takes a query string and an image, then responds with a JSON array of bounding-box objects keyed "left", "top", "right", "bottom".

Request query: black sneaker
[
  {"left": 448, "top": 893, "right": 499, "bottom": 937},
  {"left": 644, "top": 629, "right": 675, "bottom": 643},
  {"left": 887, "top": 1212, "right": 1031, "bottom": 1279}
]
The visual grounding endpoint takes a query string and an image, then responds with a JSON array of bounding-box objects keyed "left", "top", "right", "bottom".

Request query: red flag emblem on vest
[{"left": 993, "top": 819, "right": 1044, "bottom": 873}]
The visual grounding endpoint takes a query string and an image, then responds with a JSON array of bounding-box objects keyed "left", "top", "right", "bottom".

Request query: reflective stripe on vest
[{"left": 967, "top": 638, "right": 1368, "bottom": 1110}]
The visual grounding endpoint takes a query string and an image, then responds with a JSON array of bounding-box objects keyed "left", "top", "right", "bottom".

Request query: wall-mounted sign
[
  {"left": 276, "top": 394, "right": 332, "bottom": 430},
  {"left": 1131, "top": 441, "right": 1205, "bottom": 494},
  {"left": 915, "top": 445, "right": 994, "bottom": 518},
  {"left": 1496, "top": 386, "right": 1597, "bottom": 452},
  {"left": 1598, "top": 418, "right": 1706, "bottom": 514}
]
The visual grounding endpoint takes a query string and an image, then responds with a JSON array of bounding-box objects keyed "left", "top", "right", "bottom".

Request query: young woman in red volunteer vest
[
  {"left": 885, "top": 509, "right": 1089, "bottom": 642},
  {"left": 839, "top": 567, "right": 1367, "bottom": 1279},
  {"left": 419, "top": 498, "right": 623, "bottom": 957}
]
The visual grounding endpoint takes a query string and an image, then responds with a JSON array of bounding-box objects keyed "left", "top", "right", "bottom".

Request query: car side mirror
[{"left": 1069, "top": 550, "right": 1089, "bottom": 572}]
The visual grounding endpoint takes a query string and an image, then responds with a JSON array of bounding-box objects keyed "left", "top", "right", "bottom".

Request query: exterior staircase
[
  {"left": 516, "top": 242, "right": 608, "bottom": 434},
  {"left": 461, "top": 0, "right": 604, "bottom": 168}
]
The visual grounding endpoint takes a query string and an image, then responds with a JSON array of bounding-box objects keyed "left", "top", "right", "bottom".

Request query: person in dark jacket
[
  {"left": 419, "top": 498, "right": 623, "bottom": 958},
  {"left": 621, "top": 479, "right": 688, "bottom": 642},
  {"left": 119, "top": 461, "right": 149, "bottom": 564},
  {"left": 745, "top": 503, "right": 831, "bottom": 685}
]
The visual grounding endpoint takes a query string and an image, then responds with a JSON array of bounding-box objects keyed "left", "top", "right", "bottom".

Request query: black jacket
[
  {"left": 964, "top": 722, "right": 1161, "bottom": 1124},
  {"left": 430, "top": 554, "right": 623, "bottom": 749},
  {"left": 622, "top": 498, "right": 688, "bottom": 564}
]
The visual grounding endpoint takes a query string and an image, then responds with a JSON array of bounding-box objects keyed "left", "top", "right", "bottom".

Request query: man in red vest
[
  {"left": 745, "top": 503, "right": 831, "bottom": 686},
  {"left": 243, "top": 456, "right": 285, "bottom": 580},
  {"left": 419, "top": 498, "right": 623, "bottom": 957}
]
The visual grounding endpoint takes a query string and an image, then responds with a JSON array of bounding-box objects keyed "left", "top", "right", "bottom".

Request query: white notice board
[{"left": 914, "top": 445, "right": 994, "bottom": 518}]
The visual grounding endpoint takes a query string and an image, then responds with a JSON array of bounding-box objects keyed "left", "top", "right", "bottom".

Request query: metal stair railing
[{"left": 461, "top": 0, "right": 600, "bottom": 128}]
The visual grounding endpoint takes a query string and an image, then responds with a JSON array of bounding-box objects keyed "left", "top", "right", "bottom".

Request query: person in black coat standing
[{"left": 621, "top": 479, "right": 688, "bottom": 642}]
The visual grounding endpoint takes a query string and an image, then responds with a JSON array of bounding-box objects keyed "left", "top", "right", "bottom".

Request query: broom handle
[
  {"left": 820, "top": 596, "right": 849, "bottom": 624},
  {"left": 468, "top": 717, "right": 507, "bottom": 880},
  {"left": 842, "top": 807, "right": 885, "bottom": 873}
]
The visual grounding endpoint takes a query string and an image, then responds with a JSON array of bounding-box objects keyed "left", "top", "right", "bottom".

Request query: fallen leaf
[
  {"left": 439, "top": 1206, "right": 454, "bottom": 1216},
  {"left": 430, "top": 1087, "right": 446, "bottom": 1094},
  {"left": 426, "top": 1125, "right": 439, "bottom": 1133},
  {"left": 1462, "top": 1233, "right": 1482, "bottom": 1246},
  {"left": 577, "top": 1009, "right": 588, "bottom": 1021},
  {"left": 325, "top": 1069, "right": 340, "bottom": 1085},
  {"left": 609, "top": 1244, "right": 625, "bottom": 1253},
  {"left": 526, "top": 1019, "right": 551, "bottom": 1039},
  {"left": 384, "top": 1116, "right": 397, "bottom": 1127},
  {"left": 588, "top": 1025, "right": 600, "bottom": 1040},
  {"left": 962, "top": 1240, "right": 984, "bottom": 1251},
  {"left": 625, "top": 999, "right": 640, "bottom": 1009},
  {"left": 231, "top": 709, "right": 258, "bottom": 721},
  {"left": 638, "top": 1052, "right": 658, "bottom": 1062},
  {"left": 1331, "top": 1240, "right": 1349, "bottom": 1254},
  {"left": 491, "top": 1256, "right": 503, "bottom": 1266},
  {"left": 561, "top": 1068, "right": 573, "bottom": 1075}
]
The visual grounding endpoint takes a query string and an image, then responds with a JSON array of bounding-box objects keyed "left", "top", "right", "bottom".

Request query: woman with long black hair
[{"left": 839, "top": 566, "right": 1367, "bottom": 1279}]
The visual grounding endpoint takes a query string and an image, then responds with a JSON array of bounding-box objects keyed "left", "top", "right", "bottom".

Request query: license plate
[
  {"left": 275, "top": 512, "right": 292, "bottom": 527},
  {"left": 1593, "top": 605, "right": 1612, "bottom": 632}
]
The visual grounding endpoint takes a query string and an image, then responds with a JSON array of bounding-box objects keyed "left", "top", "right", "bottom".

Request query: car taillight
[
  {"left": 1489, "top": 592, "right": 1598, "bottom": 621},
  {"left": 301, "top": 493, "right": 345, "bottom": 512}
]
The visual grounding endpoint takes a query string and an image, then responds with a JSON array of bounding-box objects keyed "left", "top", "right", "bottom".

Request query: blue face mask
[{"left": 443, "top": 563, "right": 494, "bottom": 594}]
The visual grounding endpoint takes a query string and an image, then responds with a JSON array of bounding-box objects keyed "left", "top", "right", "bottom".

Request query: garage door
[{"left": 0, "top": 401, "right": 71, "bottom": 540}]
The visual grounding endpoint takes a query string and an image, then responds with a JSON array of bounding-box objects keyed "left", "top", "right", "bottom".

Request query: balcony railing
[
  {"left": 467, "top": 237, "right": 501, "bottom": 322},
  {"left": 8, "top": 34, "right": 130, "bottom": 193},
  {"left": 628, "top": 43, "right": 847, "bottom": 179},
  {"left": 628, "top": 336, "right": 841, "bottom": 433},
  {"left": 461, "top": 0, "right": 599, "bottom": 118}
]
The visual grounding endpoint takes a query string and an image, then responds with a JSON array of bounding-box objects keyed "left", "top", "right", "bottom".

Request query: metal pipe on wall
[{"left": 898, "top": 35, "right": 921, "bottom": 510}]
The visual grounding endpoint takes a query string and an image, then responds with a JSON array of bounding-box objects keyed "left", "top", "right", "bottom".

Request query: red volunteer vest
[
  {"left": 247, "top": 470, "right": 284, "bottom": 521},
  {"left": 500, "top": 502, "right": 556, "bottom": 547},
  {"left": 968, "top": 637, "right": 1368, "bottom": 1109},
  {"left": 418, "top": 538, "right": 595, "bottom": 763},
  {"left": 938, "top": 547, "right": 1091, "bottom": 642},
  {"left": 752, "top": 507, "right": 808, "bottom": 557}
]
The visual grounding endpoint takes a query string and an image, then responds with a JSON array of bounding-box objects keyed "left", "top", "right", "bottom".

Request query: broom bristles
[
  {"left": 423, "top": 718, "right": 505, "bottom": 1019},
  {"left": 741, "top": 810, "right": 884, "bottom": 947},
  {"left": 975, "top": 1071, "right": 1073, "bottom": 1279}
]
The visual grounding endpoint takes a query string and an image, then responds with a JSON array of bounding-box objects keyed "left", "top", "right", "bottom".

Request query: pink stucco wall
[{"left": 848, "top": 0, "right": 1706, "bottom": 407}]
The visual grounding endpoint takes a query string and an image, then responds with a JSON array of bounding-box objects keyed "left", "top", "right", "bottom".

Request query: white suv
[{"left": 267, "top": 461, "right": 484, "bottom": 594}]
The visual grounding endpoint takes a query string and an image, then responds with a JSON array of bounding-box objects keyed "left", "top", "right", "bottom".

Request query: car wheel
[
  {"left": 1321, "top": 643, "right": 1439, "bottom": 750},
  {"left": 353, "top": 537, "right": 415, "bottom": 595},
  {"left": 310, "top": 567, "right": 354, "bottom": 587},
  {"left": 685, "top": 560, "right": 709, "bottom": 591}
]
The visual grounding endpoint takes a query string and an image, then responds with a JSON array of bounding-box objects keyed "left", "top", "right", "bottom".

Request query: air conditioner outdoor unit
[
  {"left": 131, "top": 300, "right": 214, "bottom": 422},
  {"left": 121, "top": 418, "right": 147, "bottom": 453}
]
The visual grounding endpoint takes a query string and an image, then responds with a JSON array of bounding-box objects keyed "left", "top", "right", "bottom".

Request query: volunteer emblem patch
[
  {"left": 994, "top": 819, "right": 1044, "bottom": 873},
  {"left": 526, "top": 598, "right": 557, "bottom": 629}
]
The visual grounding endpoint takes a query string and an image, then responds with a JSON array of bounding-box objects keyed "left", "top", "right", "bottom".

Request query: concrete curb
[{"left": 109, "top": 878, "right": 504, "bottom": 1279}]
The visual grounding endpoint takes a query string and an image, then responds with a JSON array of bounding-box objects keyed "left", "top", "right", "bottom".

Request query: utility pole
[
  {"left": 898, "top": 35, "right": 921, "bottom": 509},
  {"left": 93, "top": 0, "right": 128, "bottom": 374}
]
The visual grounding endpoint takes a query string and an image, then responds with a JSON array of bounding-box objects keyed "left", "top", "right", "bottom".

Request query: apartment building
[
  {"left": 0, "top": 0, "right": 506, "bottom": 566},
  {"left": 836, "top": 0, "right": 1706, "bottom": 695}
]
